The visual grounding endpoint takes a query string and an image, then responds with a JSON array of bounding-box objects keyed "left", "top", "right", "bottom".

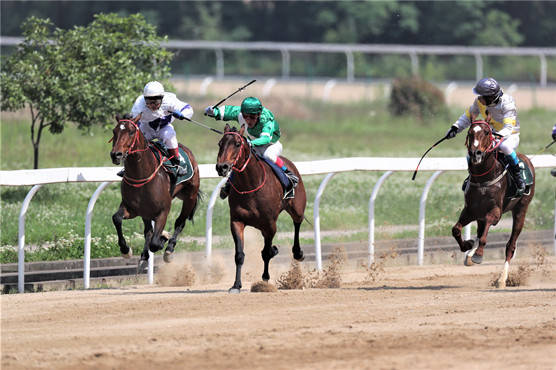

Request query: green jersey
[{"left": 217, "top": 105, "right": 281, "bottom": 146}]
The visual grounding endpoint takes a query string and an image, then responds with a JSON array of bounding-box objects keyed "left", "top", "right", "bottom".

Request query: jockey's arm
[{"left": 453, "top": 101, "right": 480, "bottom": 132}]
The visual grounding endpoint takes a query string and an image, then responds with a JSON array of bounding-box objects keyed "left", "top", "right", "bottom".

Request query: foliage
[
  {"left": 389, "top": 77, "right": 446, "bottom": 120},
  {"left": 0, "top": 13, "right": 172, "bottom": 168}
]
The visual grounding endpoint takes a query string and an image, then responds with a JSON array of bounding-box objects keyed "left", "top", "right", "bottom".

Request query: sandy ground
[{"left": 2, "top": 246, "right": 555, "bottom": 370}]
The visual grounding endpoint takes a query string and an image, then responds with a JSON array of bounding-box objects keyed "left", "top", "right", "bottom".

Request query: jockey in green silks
[{"left": 205, "top": 97, "right": 298, "bottom": 199}]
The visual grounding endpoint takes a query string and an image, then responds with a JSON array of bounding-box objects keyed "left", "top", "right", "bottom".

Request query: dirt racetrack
[{"left": 2, "top": 252, "right": 556, "bottom": 370}]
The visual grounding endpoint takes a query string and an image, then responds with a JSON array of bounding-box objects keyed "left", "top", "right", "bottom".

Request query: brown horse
[
  {"left": 451, "top": 120, "right": 535, "bottom": 287},
  {"left": 110, "top": 115, "right": 200, "bottom": 269},
  {"left": 216, "top": 124, "right": 306, "bottom": 293}
]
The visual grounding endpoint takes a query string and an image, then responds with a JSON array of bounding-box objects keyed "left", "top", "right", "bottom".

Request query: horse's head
[
  {"left": 110, "top": 113, "right": 142, "bottom": 165},
  {"left": 466, "top": 120, "right": 495, "bottom": 165},
  {"left": 216, "top": 124, "right": 248, "bottom": 177}
]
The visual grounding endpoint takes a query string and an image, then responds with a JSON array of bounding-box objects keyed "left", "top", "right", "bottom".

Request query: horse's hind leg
[
  {"left": 229, "top": 220, "right": 246, "bottom": 293},
  {"left": 261, "top": 225, "right": 279, "bottom": 282},
  {"left": 291, "top": 221, "right": 304, "bottom": 261},
  {"left": 165, "top": 199, "right": 196, "bottom": 263},
  {"left": 496, "top": 206, "right": 527, "bottom": 288},
  {"left": 112, "top": 204, "right": 133, "bottom": 258}
]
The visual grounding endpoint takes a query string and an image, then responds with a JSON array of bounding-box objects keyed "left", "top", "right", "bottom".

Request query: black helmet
[{"left": 473, "top": 77, "right": 502, "bottom": 105}]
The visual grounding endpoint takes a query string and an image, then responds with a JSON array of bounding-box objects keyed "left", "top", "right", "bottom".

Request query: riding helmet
[
  {"left": 143, "top": 81, "right": 165, "bottom": 98},
  {"left": 472, "top": 77, "right": 502, "bottom": 104},
  {"left": 241, "top": 97, "right": 263, "bottom": 115}
]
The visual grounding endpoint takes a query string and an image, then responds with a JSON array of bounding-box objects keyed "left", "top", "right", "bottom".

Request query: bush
[{"left": 389, "top": 77, "right": 446, "bottom": 121}]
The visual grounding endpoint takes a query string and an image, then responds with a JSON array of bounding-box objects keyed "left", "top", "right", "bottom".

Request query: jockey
[
  {"left": 205, "top": 96, "right": 299, "bottom": 199},
  {"left": 118, "top": 81, "right": 193, "bottom": 177},
  {"left": 445, "top": 77, "right": 526, "bottom": 195}
]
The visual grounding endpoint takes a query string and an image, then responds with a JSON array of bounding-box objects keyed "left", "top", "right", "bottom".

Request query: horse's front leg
[
  {"left": 261, "top": 225, "right": 279, "bottom": 282},
  {"left": 229, "top": 220, "right": 245, "bottom": 294},
  {"left": 138, "top": 218, "right": 154, "bottom": 273},
  {"left": 452, "top": 207, "right": 475, "bottom": 252},
  {"left": 292, "top": 221, "right": 304, "bottom": 261},
  {"left": 165, "top": 200, "right": 196, "bottom": 263},
  {"left": 496, "top": 207, "right": 527, "bottom": 288},
  {"left": 149, "top": 212, "right": 169, "bottom": 254},
  {"left": 466, "top": 210, "right": 499, "bottom": 266},
  {"left": 112, "top": 203, "right": 133, "bottom": 258}
]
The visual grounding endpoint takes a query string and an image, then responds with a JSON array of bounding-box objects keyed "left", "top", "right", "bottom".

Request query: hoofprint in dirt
[{"left": 2, "top": 258, "right": 555, "bottom": 370}]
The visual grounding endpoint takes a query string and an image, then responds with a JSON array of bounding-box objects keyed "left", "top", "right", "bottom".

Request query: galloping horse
[
  {"left": 451, "top": 120, "right": 535, "bottom": 287},
  {"left": 110, "top": 114, "right": 200, "bottom": 269},
  {"left": 216, "top": 124, "right": 306, "bottom": 293}
]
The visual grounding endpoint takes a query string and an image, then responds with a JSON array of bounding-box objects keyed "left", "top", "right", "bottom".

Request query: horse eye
[{"left": 235, "top": 141, "right": 241, "bottom": 148}]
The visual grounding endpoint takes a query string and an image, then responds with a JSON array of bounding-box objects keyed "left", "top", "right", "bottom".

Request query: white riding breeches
[
  {"left": 252, "top": 140, "right": 283, "bottom": 163},
  {"left": 140, "top": 123, "right": 179, "bottom": 150},
  {"left": 498, "top": 133, "right": 520, "bottom": 155}
]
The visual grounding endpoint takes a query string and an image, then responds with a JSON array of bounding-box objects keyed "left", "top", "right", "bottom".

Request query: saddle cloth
[
  {"left": 258, "top": 155, "right": 297, "bottom": 198},
  {"left": 149, "top": 141, "right": 194, "bottom": 184}
]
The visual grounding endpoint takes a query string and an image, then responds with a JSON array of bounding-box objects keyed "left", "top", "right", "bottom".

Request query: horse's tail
[{"left": 188, "top": 190, "right": 204, "bottom": 224}]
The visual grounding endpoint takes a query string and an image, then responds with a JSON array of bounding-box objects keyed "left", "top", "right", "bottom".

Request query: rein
[
  {"left": 114, "top": 119, "right": 166, "bottom": 188},
  {"left": 224, "top": 131, "right": 267, "bottom": 194},
  {"left": 467, "top": 121, "right": 505, "bottom": 182}
]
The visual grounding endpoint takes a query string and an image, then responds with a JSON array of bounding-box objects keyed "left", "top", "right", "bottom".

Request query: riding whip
[
  {"left": 209, "top": 79, "right": 257, "bottom": 111},
  {"left": 539, "top": 139, "right": 556, "bottom": 153},
  {"left": 411, "top": 136, "right": 448, "bottom": 180},
  {"left": 181, "top": 115, "right": 223, "bottom": 135}
]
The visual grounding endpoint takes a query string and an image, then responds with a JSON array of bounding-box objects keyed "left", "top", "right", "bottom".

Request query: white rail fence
[{"left": 2, "top": 155, "right": 555, "bottom": 293}]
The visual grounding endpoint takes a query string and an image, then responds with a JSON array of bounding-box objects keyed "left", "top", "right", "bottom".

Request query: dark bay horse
[
  {"left": 451, "top": 120, "right": 535, "bottom": 287},
  {"left": 110, "top": 114, "right": 200, "bottom": 269},
  {"left": 216, "top": 124, "right": 306, "bottom": 293}
]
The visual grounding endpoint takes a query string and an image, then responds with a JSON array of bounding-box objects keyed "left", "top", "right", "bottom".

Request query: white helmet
[{"left": 143, "top": 81, "right": 164, "bottom": 98}]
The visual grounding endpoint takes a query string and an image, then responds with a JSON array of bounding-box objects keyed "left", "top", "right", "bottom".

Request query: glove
[
  {"left": 445, "top": 125, "right": 458, "bottom": 139},
  {"left": 204, "top": 106, "right": 219, "bottom": 118},
  {"left": 552, "top": 124, "right": 556, "bottom": 140},
  {"left": 172, "top": 111, "right": 186, "bottom": 120}
]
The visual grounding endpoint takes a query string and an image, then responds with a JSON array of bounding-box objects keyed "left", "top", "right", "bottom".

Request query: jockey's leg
[
  {"left": 162, "top": 126, "right": 186, "bottom": 176},
  {"left": 267, "top": 142, "right": 299, "bottom": 186},
  {"left": 500, "top": 135, "right": 525, "bottom": 195}
]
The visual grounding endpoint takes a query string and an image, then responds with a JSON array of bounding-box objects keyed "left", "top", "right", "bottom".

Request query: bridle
[
  {"left": 466, "top": 121, "right": 504, "bottom": 179},
  {"left": 221, "top": 131, "right": 267, "bottom": 194},
  {"left": 112, "top": 119, "right": 164, "bottom": 187}
]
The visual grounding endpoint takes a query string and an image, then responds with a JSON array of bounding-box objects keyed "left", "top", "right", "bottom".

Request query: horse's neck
[
  {"left": 124, "top": 138, "right": 157, "bottom": 177},
  {"left": 233, "top": 149, "right": 262, "bottom": 186},
  {"left": 470, "top": 152, "right": 503, "bottom": 181}
]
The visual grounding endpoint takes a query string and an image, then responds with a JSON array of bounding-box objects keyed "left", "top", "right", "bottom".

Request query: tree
[{"left": 0, "top": 13, "right": 172, "bottom": 169}]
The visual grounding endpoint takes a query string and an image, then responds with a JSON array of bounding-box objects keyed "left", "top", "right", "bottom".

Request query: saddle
[
  {"left": 258, "top": 155, "right": 299, "bottom": 199},
  {"left": 149, "top": 141, "right": 194, "bottom": 184}
]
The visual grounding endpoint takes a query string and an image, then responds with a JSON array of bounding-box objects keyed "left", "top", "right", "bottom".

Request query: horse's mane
[{"left": 227, "top": 126, "right": 239, "bottom": 132}]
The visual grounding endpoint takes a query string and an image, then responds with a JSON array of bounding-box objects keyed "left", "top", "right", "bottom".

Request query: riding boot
[
  {"left": 508, "top": 161, "right": 526, "bottom": 196},
  {"left": 283, "top": 167, "right": 299, "bottom": 187},
  {"left": 169, "top": 148, "right": 186, "bottom": 177}
]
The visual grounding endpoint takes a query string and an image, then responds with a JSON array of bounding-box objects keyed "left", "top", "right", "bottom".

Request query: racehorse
[
  {"left": 216, "top": 124, "right": 306, "bottom": 293},
  {"left": 110, "top": 114, "right": 201, "bottom": 269},
  {"left": 451, "top": 120, "right": 535, "bottom": 287}
]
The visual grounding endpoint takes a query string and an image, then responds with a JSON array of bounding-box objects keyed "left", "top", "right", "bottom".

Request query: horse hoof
[
  {"left": 464, "top": 255, "right": 475, "bottom": 266},
  {"left": 121, "top": 249, "right": 133, "bottom": 259},
  {"left": 161, "top": 230, "right": 171, "bottom": 242},
  {"left": 471, "top": 254, "right": 483, "bottom": 264},
  {"left": 163, "top": 250, "right": 174, "bottom": 263},
  {"left": 494, "top": 279, "right": 506, "bottom": 289},
  {"left": 228, "top": 288, "right": 241, "bottom": 294},
  {"left": 137, "top": 259, "right": 148, "bottom": 273}
]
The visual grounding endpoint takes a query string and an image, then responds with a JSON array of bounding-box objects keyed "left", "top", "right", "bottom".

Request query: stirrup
[
  {"left": 117, "top": 169, "right": 125, "bottom": 177},
  {"left": 283, "top": 187, "right": 295, "bottom": 199}
]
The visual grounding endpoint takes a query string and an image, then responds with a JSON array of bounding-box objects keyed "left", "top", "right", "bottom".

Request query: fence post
[
  {"left": 418, "top": 171, "right": 443, "bottom": 266},
  {"left": 368, "top": 171, "right": 393, "bottom": 266},
  {"left": 313, "top": 173, "right": 336, "bottom": 271},
  {"left": 18, "top": 184, "right": 42, "bottom": 293}
]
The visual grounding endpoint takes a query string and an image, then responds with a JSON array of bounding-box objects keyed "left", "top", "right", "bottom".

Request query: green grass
[{"left": 1, "top": 97, "right": 555, "bottom": 263}]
